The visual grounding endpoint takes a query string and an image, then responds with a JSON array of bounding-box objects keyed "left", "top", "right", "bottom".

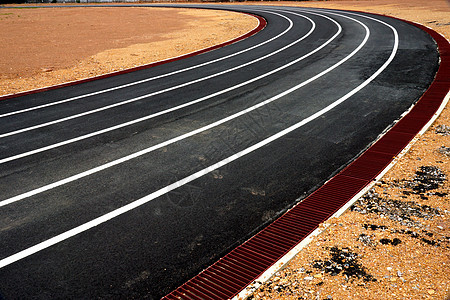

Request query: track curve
[{"left": 0, "top": 5, "right": 444, "bottom": 299}]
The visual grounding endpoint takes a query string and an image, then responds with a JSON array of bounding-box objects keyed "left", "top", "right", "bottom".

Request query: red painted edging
[
  {"left": 162, "top": 15, "right": 449, "bottom": 300},
  {"left": 0, "top": 11, "right": 266, "bottom": 101}
]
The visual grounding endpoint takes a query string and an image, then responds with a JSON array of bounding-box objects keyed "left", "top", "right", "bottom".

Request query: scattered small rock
[
  {"left": 351, "top": 190, "right": 442, "bottom": 227},
  {"left": 358, "top": 233, "right": 376, "bottom": 246},
  {"left": 41, "top": 67, "right": 53, "bottom": 72},
  {"left": 403, "top": 166, "right": 446, "bottom": 195},
  {"left": 363, "top": 224, "right": 388, "bottom": 231},
  {"left": 379, "top": 238, "right": 402, "bottom": 246},
  {"left": 392, "top": 229, "right": 447, "bottom": 247},
  {"left": 312, "top": 247, "right": 376, "bottom": 282},
  {"left": 435, "top": 124, "right": 450, "bottom": 135},
  {"left": 421, "top": 237, "right": 438, "bottom": 246},
  {"left": 438, "top": 146, "right": 450, "bottom": 156}
]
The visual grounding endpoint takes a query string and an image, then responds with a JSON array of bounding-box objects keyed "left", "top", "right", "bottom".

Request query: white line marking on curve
[
  {"left": 232, "top": 8, "right": 401, "bottom": 300},
  {"left": 0, "top": 10, "right": 296, "bottom": 139},
  {"left": 0, "top": 10, "right": 263, "bottom": 103},
  {"left": 0, "top": 10, "right": 315, "bottom": 163},
  {"left": 0, "top": 11, "right": 337, "bottom": 203},
  {"left": 0, "top": 10, "right": 282, "bottom": 120},
  {"left": 0, "top": 10, "right": 381, "bottom": 269}
]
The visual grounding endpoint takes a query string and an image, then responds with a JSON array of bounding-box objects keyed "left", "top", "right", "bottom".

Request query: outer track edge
[{"left": 162, "top": 11, "right": 450, "bottom": 300}]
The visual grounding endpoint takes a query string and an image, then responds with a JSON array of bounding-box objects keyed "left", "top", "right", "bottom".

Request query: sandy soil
[
  {"left": 0, "top": 6, "right": 258, "bottom": 95},
  {"left": 0, "top": 2, "right": 448, "bottom": 299}
]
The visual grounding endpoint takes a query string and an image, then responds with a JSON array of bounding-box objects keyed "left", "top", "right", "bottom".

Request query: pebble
[
  {"left": 304, "top": 276, "right": 314, "bottom": 281},
  {"left": 438, "top": 146, "right": 450, "bottom": 156},
  {"left": 352, "top": 187, "right": 442, "bottom": 228},
  {"left": 427, "top": 289, "right": 435, "bottom": 295},
  {"left": 435, "top": 124, "right": 450, "bottom": 135},
  {"left": 387, "top": 267, "right": 393, "bottom": 271}
]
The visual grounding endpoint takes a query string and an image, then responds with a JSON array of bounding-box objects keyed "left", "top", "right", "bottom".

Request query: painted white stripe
[
  {"left": 0, "top": 10, "right": 281, "bottom": 120},
  {"left": 0, "top": 12, "right": 320, "bottom": 164},
  {"left": 0, "top": 12, "right": 340, "bottom": 204},
  {"left": 232, "top": 9, "right": 400, "bottom": 300},
  {"left": 0, "top": 11, "right": 297, "bottom": 139},
  {"left": 0, "top": 12, "right": 376, "bottom": 268},
  {"left": 0, "top": 8, "right": 264, "bottom": 103}
]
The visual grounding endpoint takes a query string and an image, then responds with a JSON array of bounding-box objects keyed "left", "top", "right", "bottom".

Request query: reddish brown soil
[{"left": 0, "top": 6, "right": 258, "bottom": 95}]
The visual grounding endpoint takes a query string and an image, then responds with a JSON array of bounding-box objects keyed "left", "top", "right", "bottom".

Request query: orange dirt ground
[
  {"left": 0, "top": 1, "right": 449, "bottom": 299},
  {"left": 0, "top": 6, "right": 258, "bottom": 95}
]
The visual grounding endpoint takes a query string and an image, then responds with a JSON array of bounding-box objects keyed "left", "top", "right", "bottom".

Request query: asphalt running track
[{"left": 0, "top": 4, "right": 444, "bottom": 299}]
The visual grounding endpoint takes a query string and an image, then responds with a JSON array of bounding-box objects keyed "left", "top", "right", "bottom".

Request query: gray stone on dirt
[
  {"left": 435, "top": 124, "right": 450, "bottom": 135},
  {"left": 351, "top": 189, "right": 442, "bottom": 227},
  {"left": 438, "top": 146, "right": 450, "bottom": 156}
]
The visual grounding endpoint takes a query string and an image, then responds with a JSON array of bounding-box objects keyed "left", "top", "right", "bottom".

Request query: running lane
[{"left": 0, "top": 5, "right": 439, "bottom": 299}]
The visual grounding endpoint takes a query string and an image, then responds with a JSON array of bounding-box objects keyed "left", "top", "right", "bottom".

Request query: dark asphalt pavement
[{"left": 0, "top": 5, "right": 439, "bottom": 299}]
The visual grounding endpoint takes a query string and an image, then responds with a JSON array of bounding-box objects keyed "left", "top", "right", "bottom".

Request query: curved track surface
[{"left": 0, "top": 5, "right": 440, "bottom": 299}]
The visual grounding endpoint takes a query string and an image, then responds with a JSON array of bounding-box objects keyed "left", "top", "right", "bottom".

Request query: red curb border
[
  {"left": 162, "top": 13, "right": 449, "bottom": 300},
  {"left": 0, "top": 11, "right": 266, "bottom": 101}
]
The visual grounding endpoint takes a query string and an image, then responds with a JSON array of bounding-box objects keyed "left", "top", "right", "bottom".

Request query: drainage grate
[{"left": 162, "top": 16, "right": 449, "bottom": 300}]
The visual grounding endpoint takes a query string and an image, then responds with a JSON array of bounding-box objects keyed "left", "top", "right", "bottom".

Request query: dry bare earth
[
  {"left": 0, "top": 2, "right": 448, "bottom": 299},
  {"left": 0, "top": 6, "right": 258, "bottom": 95}
]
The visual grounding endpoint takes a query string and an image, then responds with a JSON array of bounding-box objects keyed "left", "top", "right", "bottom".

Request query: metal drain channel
[{"left": 163, "top": 16, "right": 449, "bottom": 300}]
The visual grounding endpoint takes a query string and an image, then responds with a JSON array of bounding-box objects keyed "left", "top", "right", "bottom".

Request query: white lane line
[
  {"left": 0, "top": 10, "right": 263, "bottom": 105},
  {"left": 0, "top": 10, "right": 280, "bottom": 119},
  {"left": 232, "top": 9, "right": 401, "bottom": 300},
  {"left": 0, "top": 13, "right": 335, "bottom": 207},
  {"left": 0, "top": 11, "right": 342, "bottom": 208},
  {"left": 0, "top": 10, "right": 401, "bottom": 269},
  {"left": 0, "top": 11, "right": 318, "bottom": 164},
  {"left": 0, "top": 10, "right": 296, "bottom": 139},
  {"left": 0, "top": 11, "right": 342, "bottom": 205}
]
